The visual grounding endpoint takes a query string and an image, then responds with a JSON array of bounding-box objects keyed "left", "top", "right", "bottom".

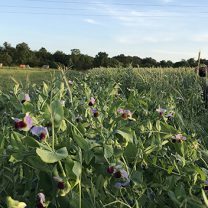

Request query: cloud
[
  {"left": 116, "top": 35, "right": 174, "bottom": 44},
  {"left": 191, "top": 34, "right": 208, "bottom": 42},
  {"left": 153, "top": 49, "right": 195, "bottom": 56},
  {"left": 88, "top": 2, "right": 179, "bottom": 29},
  {"left": 83, "top": 18, "right": 99, "bottom": 25},
  {"left": 161, "top": 0, "right": 174, "bottom": 3}
]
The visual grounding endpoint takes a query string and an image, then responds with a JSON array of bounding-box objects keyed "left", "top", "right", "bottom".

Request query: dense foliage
[
  {"left": 0, "top": 42, "right": 205, "bottom": 70},
  {"left": 1, "top": 68, "right": 208, "bottom": 208}
]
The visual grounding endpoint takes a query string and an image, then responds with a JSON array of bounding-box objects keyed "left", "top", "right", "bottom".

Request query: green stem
[
  {"left": 60, "top": 68, "right": 73, "bottom": 105},
  {"left": 65, "top": 118, "right": 83, "bottom": 136},
  {"left": 49, "top": 81, "right": 55, "bottom": 151},
  {"left": 51, "top": 107, "right": 55, "bottom": 151},
  {"left": 121, "top": 156, "right": 129, "bottom": 174},
  {"left": 58, "top": 161, "right": 66, "bottom": 177},
  {"left": 79, "top": 148, "right": 82, "bottom": 208},
  {"left": 103, "top": 200, "right": 132, "bottom": 208}
]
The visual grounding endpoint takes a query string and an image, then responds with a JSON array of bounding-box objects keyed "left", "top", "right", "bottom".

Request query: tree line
[{"left": 0, "top": 42, "right": 206, "bottom": 69}]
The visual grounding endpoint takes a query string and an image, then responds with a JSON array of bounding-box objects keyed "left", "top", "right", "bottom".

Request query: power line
[
  {"left": 0, "top": 5, "right": 89, "bottom": 10},
  {"left": 12, "top": 0, "right": 208, "bottom": 8},
  {"left": 1, "top": 10, "right": 208, "bottom": 17},
  {"left": 2, "top": 4, "right": 208, "bottom": 16},
  {"left": 1, "top": 4, "right": 207, "bottom": 13}
]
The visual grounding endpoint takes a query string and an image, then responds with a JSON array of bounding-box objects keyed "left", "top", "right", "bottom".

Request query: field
[{"left": 1, "top": 67, "right": 208, "bottom": 208}]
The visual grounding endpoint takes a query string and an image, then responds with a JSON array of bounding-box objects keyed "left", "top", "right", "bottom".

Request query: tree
[
  {"left": 70, "top": 49, "right": 81, "bottom": 69},
  {"left": 94, "top": 52, "right": 109, "bottom": 67},
  {"left": 108, "top": 58, "right": 121, "bottom": 67},
  {"left": 173, "top": 59, "right": 189, "bottom": 68},
  {"left": 53, "top": 51, "right": 70, "bottom": 66},
  {"left": 71, "top": 49, "right": 80, "bottom": 56},
  {"left": 0, "top": 52, "right": 12, "bottom": 65},
  {"left": 166, "top": 60, "right": 173, "bottom": 67},
  {"left": 141, "top": 57, "right": 157, "bottom": 67},
  {"left": 15, "top": 42, "right": 32, "bottom": 64},
  {"left": 187, "top": 58, "right": 197, "bottom": 67}
]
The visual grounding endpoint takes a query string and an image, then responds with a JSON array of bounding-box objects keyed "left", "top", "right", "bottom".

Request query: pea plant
[{"left": 0, "top": 68, "right": 208, "bottom": 208}]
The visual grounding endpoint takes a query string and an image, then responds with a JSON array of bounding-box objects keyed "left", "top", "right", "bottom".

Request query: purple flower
[
  {"left": 91, "top": 108, "right": 99, "bottom": 117},
  {"left": 24, "top": 94, "right": 30, "bottom": 102},
  {"left": 117, "top": 108, "right": 133, "bottom": 120},
  {"left": 53, "top": 176, "right": 65, "bottom": 190},
  {"left": 166, "top": 112, "right": 174, "bottom": 120},
  {"left": 204, "top": 180, "right": 208, "bottom": 191},
  {"left": 172, "top": 134, "right": 186, "bottom": 143},
  {"left": 107, "top": 166, "right": 114, "bottom": 174},
  {"left": 30, "top": 126, "right": 48, "bottom": 141},
  {"left": 89, "top": 97, "right": 96, "bottom": 106},
  {"left": 68, "top": 80, "right": 73, "bottom": 85},
  {"left": 21, "top": 93, "right": 31, "bottom": 104},
  {"left": 13, "top": 113, "right": 33, "bottom": 131},
  {"left": 117, "top": 108, "right": 124, "bottom": 114},
  {"left": 37, "top": 193, "right": 45, "bottom": 208},
  {"left": 114, "top": 179, "right": 130, "bottom": 188},
  {"left": 156, "top": 108, "right": 166, "bottom": 116},
  {"left": 107, "top": 165, "right": 130, "bottom": 188}
]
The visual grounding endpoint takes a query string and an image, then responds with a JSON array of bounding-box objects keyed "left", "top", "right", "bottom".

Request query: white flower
[{"left": 156, "top": 108, "right": 167, "bottom": 115}]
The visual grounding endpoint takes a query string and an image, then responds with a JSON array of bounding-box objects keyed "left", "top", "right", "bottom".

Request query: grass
[{"left": 0, "top": 68, "right": 59, "bottom": 91}]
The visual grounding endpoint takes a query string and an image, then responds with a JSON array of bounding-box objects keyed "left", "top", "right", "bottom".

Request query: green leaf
[
  {"left": 202, "top": 189, "right": 208, "bottom": 207},
  {"left": 22, "top": 102, "right": 33, "bottom": 113},
  {"left": 65, "top": 157, "right": 77, "bottom": 179},
  {"left": 104, "top": 144, "right": 114, "bottom": 159},
  {"left": 59, "top": 119, "right": 67, "bottom": 131},
  {"left": 24, "top": 136, "right": 40, "bottom": 148},
  {"left": 131, "top": 171, "right": 143, "bottom": 184},
  {"left": 124, "top": 143, "right": 139, "bottom": 162},
  {"left": 72, "top": 161, "right": 82, "bottom": 178},
  {"left": 156, "top": 120, "right": 161, "bottom": 132},
  {"left": 72, "top": 130, "right": 91, "bottom": 151},
  {"left": 115, "top": 130, "right": 133, "bottom": 143},
  {"left": 51, "top": 100, "right": 64, "bottom": 127},
  {"left": 168, "top": 191, "right": 180, "bottom": 206},
  {"left": 195, "top": 167, "right": 206, "bottom": 181},
  {"left": 84, "top": 150, "right": 94, "bottom": 165},
  {"left": 11, "top": 132, "right": 24, "bottom": 150},
  {"left": 43, "top": 82, "right": 49, "bottom": 96},
  {"left": 26, "top": 156, "right": 50, "bottom": 173},
  {"left": 144, "top": 145, "right": 156, "bottom": 155},
  {"left": 147, "top": 120, "right": 152, "bottom": 131},
  {"left": 36, "top": 147, "right": 68, "bottom": 163}
]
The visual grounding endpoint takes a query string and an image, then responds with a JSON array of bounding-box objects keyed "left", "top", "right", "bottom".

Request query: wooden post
[{"left": 197, "top": 50, "right": 201, "bottom": 75}]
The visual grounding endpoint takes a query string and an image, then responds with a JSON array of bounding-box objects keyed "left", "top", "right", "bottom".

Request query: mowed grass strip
[{"left": 0, "top": 68, "right": 60, "bottom": 91}]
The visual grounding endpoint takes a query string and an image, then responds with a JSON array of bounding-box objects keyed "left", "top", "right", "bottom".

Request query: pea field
[{"left": 1, "top": 67, "right": 208, "bottom": 208}]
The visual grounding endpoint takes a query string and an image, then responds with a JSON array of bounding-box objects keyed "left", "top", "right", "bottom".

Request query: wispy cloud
[
  {"left": 191, "top": 34, "right": 208, "bottom": 42},
  {"left": 83, "top": 18, "right": 99, "bottom": 25},
  {"left": 88, "top": 2, "right": 179, "bottom": 28},
  {"left": 161, "top": 0, "right": 174, "bottom": 3},
  {"left": 116, "top": 35, "right": 174, "bottom": 44}
]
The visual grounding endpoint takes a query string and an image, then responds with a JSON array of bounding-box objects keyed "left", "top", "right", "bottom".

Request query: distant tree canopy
[{"left": 0, "top": 41, "right": 199, "bottom": 70}]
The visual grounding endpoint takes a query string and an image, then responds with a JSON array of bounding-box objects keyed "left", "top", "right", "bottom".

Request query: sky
[{"left": 1, "top": 0, "right": 208, "bottom": 61}]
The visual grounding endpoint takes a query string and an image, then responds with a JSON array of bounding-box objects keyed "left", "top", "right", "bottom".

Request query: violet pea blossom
[
  {"left": 30, "top": 126, "right": 48, "bottom": 141},
  {"left": 91, "top": 108, "right": 99, "bottom": 117},
  {"left": 107, "top": 165, "right": 130, "bottom": 188},
  {"left": 117, "top": 108, "right": 133, "bottom": 120},
  {"left": 156, "top": 108, "right": 167, "bottom": 116},
  {"left": 89, "top": 97, "right": 96, "bottom": 106},
  {"left": 37, "top": 193, "right": 46, "bottom": 208},
  {"left": 172, "top": 134, "right": 186, "bottom": 143},
  {"left": 13, "top": 113, "right": 33, "bottom": 131}
]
